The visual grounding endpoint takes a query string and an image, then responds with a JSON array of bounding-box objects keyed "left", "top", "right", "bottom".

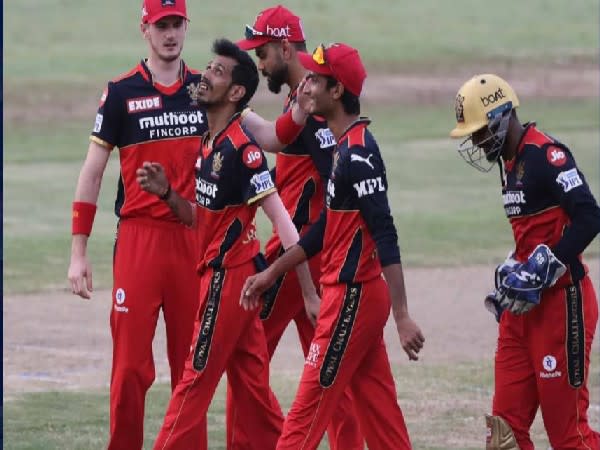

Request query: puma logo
[{"left": 350, "top": 153, "right": 375, "bottom": 169}]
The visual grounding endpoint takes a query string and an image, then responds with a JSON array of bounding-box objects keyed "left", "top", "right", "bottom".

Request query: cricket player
[
  {"left": 68, "top": 1, "right": 208, "bottom": 447},
  {"left": 232, "top": 6, "right": 364, "bottom": 449},
  {"left": 450, "top": 73, "right": 600, "bottom": 449},
  {"left": 242, "top": 42, "right": 425, "bottom": 450},
  {"left": 137, "top": 38, "right": 320, "bottom": 450}
]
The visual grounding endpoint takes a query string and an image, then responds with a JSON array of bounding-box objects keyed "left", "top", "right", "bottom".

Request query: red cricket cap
[
  {"left": 298, "top": 43, "right": 367, "bottom": 96},
  {"left": 141, "top": 0, "right": 188, "bottom": 24},
  {"left": 237, "top": 5, "right": 306, "bottom": 50}
]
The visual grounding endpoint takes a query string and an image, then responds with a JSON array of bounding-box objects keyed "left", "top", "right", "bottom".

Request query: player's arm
[
  {"left": 241, "top": 206, "right": 326, "bottom": 309},
  {"left": 544, "top": 147, "right": 600, "bottom": 264},
  {"left": 259, "top": 192, "right": 320, "bottom": 324},
  {"left": 350, "top": 147, "right": 425, "bottom": 360},
  {"left": 136, "top": 162, "right": 196, "bottom": 226},
  {"left": 69, "top": 81, "right": 124, "bottom": 299},
  {"left": 241, "top": 78, "right": 311, "bottom": 153},
  {"left": 68, "top": 140, "right": 111, "bottom": 299},
  {"left": 242, "top": 103, "right": 308, "bottom": 153}
]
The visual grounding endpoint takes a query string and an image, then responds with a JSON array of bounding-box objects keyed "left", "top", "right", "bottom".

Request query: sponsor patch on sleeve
[
  {"left": 547, "top": 146, "right": 567, "bottom": 167},
  {"left": 556, "top": 168, "right": 583, "bottom": 192},
  {"left": 242, "top": 145, "right": 263, "bottom": 169},
  {"left": 93, "top": 113, "right": 104, "bottom": 133},
  {"left": 99, "top": 88, "right": 108, "bottom": 107},
  {"left": 250, "top": 170, "right": 275, "bottom": 194}
]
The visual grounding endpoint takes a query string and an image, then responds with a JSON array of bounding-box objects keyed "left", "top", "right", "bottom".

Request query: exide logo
[{"left": 127, "top": 96, "right": 162, "bottom": 113}]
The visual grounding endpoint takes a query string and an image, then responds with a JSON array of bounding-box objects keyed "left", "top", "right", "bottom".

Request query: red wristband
[
  {"left": 72, "top": 201, "right": 97, "bottom": 236},
  {"left": 275, "top": 109, "right": 304, "bottom": 145}
]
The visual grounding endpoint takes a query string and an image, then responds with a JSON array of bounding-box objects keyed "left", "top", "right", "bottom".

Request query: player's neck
[
  {"left": 146, "top": 56, "right": 182, "bottom": 86},
  {"left": 206, "top": 105, "right": 237, "bottom": 142},
  {"left": 327, "top": 109, "right": 360, "bottom": 142},
  {"left": 287, "top": 62, "right": 306, "bottom": 92}
]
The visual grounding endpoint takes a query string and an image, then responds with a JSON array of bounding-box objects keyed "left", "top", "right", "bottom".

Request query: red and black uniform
[
  {"left": 227, "top": 89, "right": 363, "bottom": 449},
  {"left": 91, "top": 60, "right": 207, "bottom": 450},
  {"left": 493, "top": 123, "right": 600, "bottom": 449},
  {"left": 153, "top": 113, "right": 284, "bottom": 450},
  {"left": 276, "top": 119, "right": 412, "bottom": 450}
]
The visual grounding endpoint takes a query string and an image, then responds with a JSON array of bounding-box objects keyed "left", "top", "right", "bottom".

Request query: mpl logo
[
  {"left": 127, "top": 95, "right": 162, "bottom": 113},
  {"left": 353, "top": 177, "right": 385, "bottom": 198},
  {"left": 315, "top": 128, "right": 335, "bottom": 149},
  {"left": 556, "top": 168, "right": 583, "bottom": 193},
  {"left": 250, "top": 170, "right": 275, "bottom": 194},
  {"left": 480, "top": 87, "right": 506, "bottom": 107}
]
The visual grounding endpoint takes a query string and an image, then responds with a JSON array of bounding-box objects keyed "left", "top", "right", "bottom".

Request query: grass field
[{"left": 3, "top": 0, "right": 600, "bottom": 448}]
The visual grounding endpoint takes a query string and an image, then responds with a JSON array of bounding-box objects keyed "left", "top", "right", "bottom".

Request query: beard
[{"left": 265, "top": 64, "right": 288, "bottom": 94}]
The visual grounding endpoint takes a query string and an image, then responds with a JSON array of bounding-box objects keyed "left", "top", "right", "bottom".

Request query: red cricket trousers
[
  {"left": 108, "top": 218, "right": 206, "bottom": 450},
  {"left": 153, "top": 260, "right": 284, "bottom": 450},
  {"left": 276, "top": 276, "right": 412, "bottom": 450},
  {"left": 226, "top": 253, "right": 364, "bottom": 449},
  {"left": 493, "top": 275, "right": 600, "bottom": 449}
]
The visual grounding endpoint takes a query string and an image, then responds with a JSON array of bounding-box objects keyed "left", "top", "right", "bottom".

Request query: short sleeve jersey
[
  {"left": 264, "top": 88, "right": 335, "bottom": 255},
  {"left": 502, "top": 123, "right": 600, "bottom": 283},
  {"left": 90, "top": 60, "right": 207, "bottom": 221},
  {"left": 194, "top": 113, "right": 276, "bottom": 270}
]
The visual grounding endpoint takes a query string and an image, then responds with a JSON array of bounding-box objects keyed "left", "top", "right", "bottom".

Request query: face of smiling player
[{"left": 301, "top": 72, "right": 341, "bottom": 118}]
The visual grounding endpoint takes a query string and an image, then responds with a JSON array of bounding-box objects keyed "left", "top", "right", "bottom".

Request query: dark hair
[
  {"left": 212, "top": 38, "right": 259, "bottom": 110},
  {"left": 292, "top": 41, "right": 307, "bottom": 52},
  {"left": 326, "top": 76, "right": 360, "bottom": 115}
]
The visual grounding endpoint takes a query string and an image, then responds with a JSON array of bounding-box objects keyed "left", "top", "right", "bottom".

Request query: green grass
[
  {"left": 4, "top": 0, "right": 598, "bottom": 84},
  {"left": 5, "top": 359, "right": 598, "bottom": 449},
  {"left": 4, "top": 99, "right": 598, "bottom": 294}
]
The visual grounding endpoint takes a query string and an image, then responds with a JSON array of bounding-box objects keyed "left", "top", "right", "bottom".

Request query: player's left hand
[
  {"left": 240, "top": 270, "right": 275, "bottom": 311},
  {"left": 395, "top": 315, "right": 425, "bottom": 361},
  {"left": 302, "top": 290, "right": 321, "bottom": 326}
]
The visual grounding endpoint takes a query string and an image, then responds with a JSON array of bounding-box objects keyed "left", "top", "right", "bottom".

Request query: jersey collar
[{"left": 338, "top": 117, "right": 371, "bottom": 145}]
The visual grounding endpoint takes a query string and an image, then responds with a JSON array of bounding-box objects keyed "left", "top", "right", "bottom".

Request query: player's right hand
[
  {"left": 136, "top": 161, "right": 168, "bottom": 196},
  {"left": 240, "top": 270, "right": 274, "bottom": 311},
  {"left": 395, "top": 315, "right": 425, "bottom": 361},
  {"left": 68, "top": 255, "right": 93, "bottom": 299}
]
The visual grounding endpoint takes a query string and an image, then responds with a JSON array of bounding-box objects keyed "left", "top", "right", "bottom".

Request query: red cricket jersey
[
  {"left": 502, "top": 123, "right": 600, "bottom": 285},
  {"left": 91, "top": 60, "right": 207, "bottom": 221},
  {"left": 300, "top": 119, "right": 401, "bottom": 285},
  {"left": 194, "top": 113, "right": 276, "bottom": 270}
]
